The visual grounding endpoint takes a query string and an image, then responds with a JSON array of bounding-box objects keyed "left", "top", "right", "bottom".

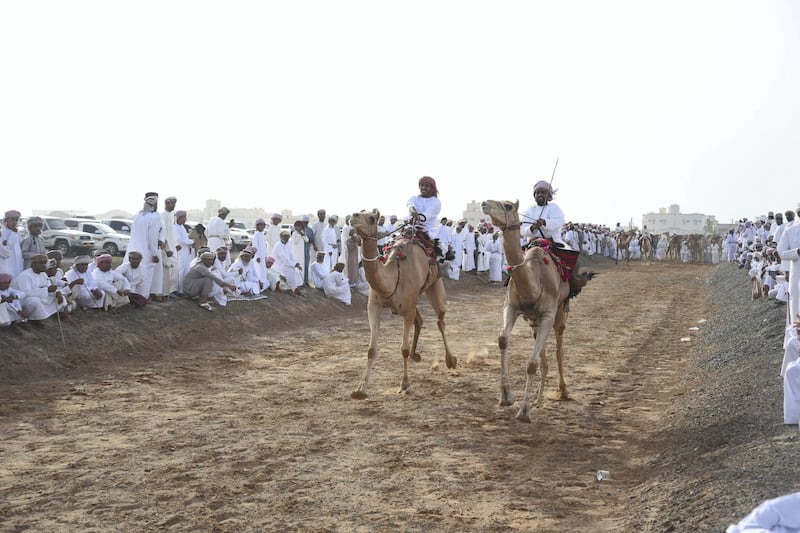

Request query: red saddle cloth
[
  {"left": 382, "top": 227, "right": 437, "bottom": 263},
  {"left": 530, "top": 238, "right": 578, "bottom": 281}
]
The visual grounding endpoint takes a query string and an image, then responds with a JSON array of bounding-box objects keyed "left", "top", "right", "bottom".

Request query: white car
[{"left": 63, "top": 219, "right": 131, "bottom": 256}]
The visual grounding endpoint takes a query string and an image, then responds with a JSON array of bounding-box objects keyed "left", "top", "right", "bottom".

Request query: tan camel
[
  {"left": 615, "top": 231, "right": 634, "bottom": 264},
  {"left": 481, "top": 200, "right": 594, "bottom": 422},
  {"left": 349, "top": 210, "right": 456, "bottom": 399},
  {"left": 640, "top": 234, "right": 653, "bottom": 262}
]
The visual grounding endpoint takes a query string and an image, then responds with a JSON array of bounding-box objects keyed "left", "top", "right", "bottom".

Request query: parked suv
[
  {"left": 63, "top": 219, "right": 130, "bottom": 256},
  {"left": 101, "top": 219, "right": 134, "bottom": 235},
  {"left": 228, "top": 221, "right": 252, "bottom": 251},
  {"left": 37, "top": 216, "right": 97, "bottom": 256}
]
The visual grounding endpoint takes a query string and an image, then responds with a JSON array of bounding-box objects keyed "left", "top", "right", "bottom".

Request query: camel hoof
[
  {"left": 445, "top": 356, "right": 457, "bottom": 369},
  {"left": 559, "top": 391, "right": 570, "bottom": 401},
  {"left": 499, "top": 390, "right": 515, "bottom": 406},
  {"left": 351, "top": 390, "right": 368, "bottom": 400},
  {"left": 397, "top": 388, "right": 411, "bottom": 395},
  {"left": 515, "top": 410, "right": 531, "bottom": 423},
  {"left": 412, "top": 352, "right": 422, "bottom": 362}
]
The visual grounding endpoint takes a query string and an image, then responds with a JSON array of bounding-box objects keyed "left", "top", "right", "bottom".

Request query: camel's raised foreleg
[
  {"left": 498, "top": 304, "right": 520, "bottom": 407},
  {"left": 428, "top": 280, "right": 456, "bottom": 369},
  {"left": 517, "top": 316, "right": 556, "bottom": 422},
  {"left": 351, "top": 298, "right": 383, "bottom": 399}
]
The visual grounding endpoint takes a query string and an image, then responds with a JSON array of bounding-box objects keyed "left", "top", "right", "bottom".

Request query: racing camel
[
  {"left": 481, "top": 199, "right": 595, "bottom": 422},
  {"left": 349, "top": 210, "right": 456, "bottom": 399}
]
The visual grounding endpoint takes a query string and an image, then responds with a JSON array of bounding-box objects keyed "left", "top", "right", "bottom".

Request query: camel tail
[{"left": 568, "top": 271, "right": 597, "bottom": 299}]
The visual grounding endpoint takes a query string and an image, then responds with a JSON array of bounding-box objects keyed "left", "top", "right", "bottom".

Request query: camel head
[
  {"left": 350, "top": 209, "right": 380, "bottom": 239},
  {"left": 481, "top": 199, "right": 520, "bottom": 230}
]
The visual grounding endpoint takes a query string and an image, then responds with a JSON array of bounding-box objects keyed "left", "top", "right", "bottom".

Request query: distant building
[{"left": 642, "top": 204, "right": 718, "bottom": 235}]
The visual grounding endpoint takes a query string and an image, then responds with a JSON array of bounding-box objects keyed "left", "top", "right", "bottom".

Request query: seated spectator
[
  {"left": 209, "top": 247, "right": 239, "bottom": 305},
  {"left": 45, "top": 258, "right": 74, "bottom": 315},
  {"left": 92, "top": 254, "right": 131, "bottom": 314},
  {"left": 65, "top": 256, "right": 104, "bottom": 310},
  {"left": 310, "top": 251, "right": 328, "bottom": 289},
  {"left": 228, "top": 247, "right": 261, "bottom": 296},
  {"left": 183, "top": 251, "right": 237, "bottom": 312},
  {"left": 272, "top": 230, "right": 304, "bottom": 296},
  {"left": 116, "top": 251, "right": 149, "bottom": 308},
  {"left": 263, "top": 256, "right": 291, "bottom": 294},
  {"left": 0, "top": 272, "right": 26, "bottom": 334},
  {"left": 323, "top": 262, "right": 351, "bottom": 305},
  {"left": 11, "top": 254, "right": 60, "bottom": 327}
]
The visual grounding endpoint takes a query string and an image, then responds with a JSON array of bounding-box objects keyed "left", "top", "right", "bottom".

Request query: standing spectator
[
  {"left": 778, "top": 220, "right": 800, "bottom": 322},
  {"left": 291, "top": 220, "right": 309, "bottom": 276},
  {"left": 311, "top": 209, "right": 327, "bottom": 253},
  {"left": 188, "top": 223, "right": 208, "bottom": 255},
  {"left": 345, "top": 227, "right": 360, "bottom": 287},
  {"left": 125, "top": 192, "right": 162, "bottom": 301},
  {"left": 173, "top": 210, "right": 194, "bottom": 295},
  {"left": 322, "top": 216, "right": 341, "bottom": 271},
  {"left": 251, "top": 218, "right": 268, "bottom": 291},
  {"left": 449, "top": 221, "right": 466, "bottom": 280},
  {"left": 20, "top": 216, "right": 47, "bottom": 269},
  {"left": 724, "top": 229, "right": 738, "bottom": 263},
  {"left": 160, "top": 196, "right": 179, "bottom": 298},
  {"left": 299, "top": 214, "right": 315, "bottom": 285},
  {"left": 486, "top": 232, "right": 504, "bottom": 283},
  {"left": 265, "top": 213, "right": 283, "bottom": 254},
  {"left": 206, "top": 207, "right": 230, "bottom": 253},
  {"left": 0, "top": 210, "right": 24, "bottom": 277},
  {"left": 463, "top": 224, "right": 476, "bottom": 273}
]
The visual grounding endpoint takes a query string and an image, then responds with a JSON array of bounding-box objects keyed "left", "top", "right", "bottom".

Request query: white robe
[
  {"left": 125, "top": 210, "right": 161, "bottom": 296},
  {"left": 486, "top": 239, "right": 504, "bottom": 282},
  {"left": 0, "top": 286, "right": 26, "bottom": 325},
  {"left": 206, "top": 216, "right": 229, "bottom": 254},
  {"left": 0, "top": 227, "right": 24, "bottom": 277},
  {"left": 12, "top": 268, "right": 59, "bottom": 320},
  {"left": 66, "top": 267, "right": 105, "bottom": 309},
  {"left": 92, "top": 267, "right": 131, "bottom": 309},
  {"left": 310, "top": 261, "right": 328, "bottom": 289},
  {"left": 251, "top": 230, "right": 268, "bottom": 286},
  {"left": 463, "top": 231, "right": 476, "bottom": 272},
  {"left": 726, "top": 492, "right": 800, "bottom": 533},
  {"left": 520, "top": 202, "right": 566, "bottom": 247},
  {"left": 272, "top": 240, "right": 303, "bottom": 290},
  {"left": 116, "top": 262, "right": 147, "bottom": 297},
  {"left": 405, "top": 195, "right": 441, "bottom": 233},
  {"left": 228, "top": 258, "right": 261, "bottom": 295},
  {"left": 174, "top": 223, "right": 194, "bottom": 294},
  {"left": 323, "top": 270, "right": 351, "bottom": 304},
  {"left": 160, "top": 210, "right": 178, "bottom": 295}
]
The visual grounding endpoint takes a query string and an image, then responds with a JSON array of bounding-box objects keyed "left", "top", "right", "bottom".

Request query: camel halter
[{"left": 360, "top": 235, "right": 381, "bottom": 262}]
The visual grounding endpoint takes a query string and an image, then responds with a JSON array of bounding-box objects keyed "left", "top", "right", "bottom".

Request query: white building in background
[{"left": 642, "top": 204, "right": 717, "bottom": 235}]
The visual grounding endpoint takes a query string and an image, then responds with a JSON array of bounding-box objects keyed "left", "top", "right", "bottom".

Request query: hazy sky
[{"left": 2, "top": 1, "right": 799, "bottom": 227}]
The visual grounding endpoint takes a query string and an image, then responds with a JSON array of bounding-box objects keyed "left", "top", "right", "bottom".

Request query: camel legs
[
  {"left": 554, "top": 318, "right": 568, "bottom": 400},
  {"left": 351, "top": 298, "right": 383, "bottom": 399},
  {"left": 517, "top": 315, "right": 556, "bottom": 423},
  {"left": 427, "top": 280, "right": 457, "bottom": 370},
  {"left": 398, "top": 311, "right": 419, "bottom": 393},
  {"left": 498, "top": 305, "right": 520, "bottom": 408}
]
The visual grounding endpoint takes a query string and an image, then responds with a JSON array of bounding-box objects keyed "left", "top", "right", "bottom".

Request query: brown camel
[
  {"left": 481, "top": 200, "right": 594, "bottom": 422},
  {"left": 640, "top": 234, "right": 653, "bottom": 262},
  {"left": 615, "top": 230, "right": 634, "bottom": 264},
  {"left": 349, "top": 210, "right": 456, "bottom": 399}
]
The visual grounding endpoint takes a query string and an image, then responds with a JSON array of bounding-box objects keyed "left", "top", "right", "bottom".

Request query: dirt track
[{"left": 1, "top": 260, "right": 720, "bottom": 531}]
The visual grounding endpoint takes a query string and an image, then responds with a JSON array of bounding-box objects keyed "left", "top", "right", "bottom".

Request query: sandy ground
[{"left": 1, "top": 258, "right": 797, "bottom": 532}]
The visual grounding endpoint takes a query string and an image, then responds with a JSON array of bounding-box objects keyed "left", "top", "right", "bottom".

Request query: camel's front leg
[
  {"left": 351, "top": 298, "right": 382, "bottom": 399},
  {"left": 517, "top": 318, "right": 554, "bottom": 422},
  {"left": 409, "top": 309, "right": 423, "bottom": 363},
  {"left": 554, "top": 321, "right": 568, "bottom": 400},
  {"left": 498, "top": 306, "right": 520, "bottom": 407},
  {"left": 428, "top": 281, "right": 456, "bottom": 369},
  {"left": 399, "top": 312, "right": 416, "bottom": 394}
]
